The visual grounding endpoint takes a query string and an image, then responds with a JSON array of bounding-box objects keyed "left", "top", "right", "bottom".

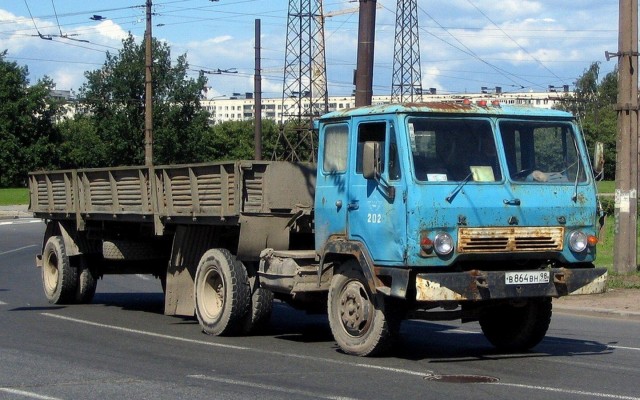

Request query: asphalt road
[{"left": 1, "top": 220, "right": 640, "bottom": 400}]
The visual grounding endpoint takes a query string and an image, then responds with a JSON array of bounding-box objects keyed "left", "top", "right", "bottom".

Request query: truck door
[
  {"left": 347, "top": 120, "right": 407, "bottom": 265},
  {"left": 314, "top": 122, "right": 350, "bottom": 251}
]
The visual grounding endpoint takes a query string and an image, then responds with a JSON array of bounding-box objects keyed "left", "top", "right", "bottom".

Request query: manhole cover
[{"left": 424, "top": 374, "right": 499, "bottom": 383}]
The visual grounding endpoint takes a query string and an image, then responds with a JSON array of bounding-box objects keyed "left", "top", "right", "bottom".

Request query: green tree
[
  {"left": 556, "top": 62, "right": 617, "bottom": 179},
  {"left": 200, "top": 119, "right": 282, "bottom": 161},
  {"left": 76, "top": 34, "right": 209, "bottom": 167},
  {"left": 0, "top": 51, "right": 62, "bottom": 187},
  {"left": 58, "top": 115, "right": 108, "bottom": 168}
]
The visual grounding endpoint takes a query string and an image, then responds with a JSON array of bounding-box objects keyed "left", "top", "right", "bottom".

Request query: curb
[
  {"left": 553, "top": 305, "right": 640, "bottom": 321},
  {"left": 0, "top": 205, "right": 31, "bottom": 220}
]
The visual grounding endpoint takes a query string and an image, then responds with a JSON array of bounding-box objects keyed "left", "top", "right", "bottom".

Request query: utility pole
[
  {"left": 354, "top": 0, "right": 377, "bottom": 107},
  {"left": 612, "top": 0, "right": 638, "bottom": 273},
  {"left": 144, "top": 0, "right": 153, "bottom": 166},
  {"left": 254, "top": 19, "right": 262, "bottom": 161}
]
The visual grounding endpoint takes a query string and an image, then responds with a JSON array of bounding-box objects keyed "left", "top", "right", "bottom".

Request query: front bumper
[{"left": 415, "top": 268, "right": 607, "bottom": 302}]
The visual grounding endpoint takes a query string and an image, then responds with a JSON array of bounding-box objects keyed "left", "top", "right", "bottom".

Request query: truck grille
[{"left": 457, "top": 227, "right": 564, "bottom": 253}]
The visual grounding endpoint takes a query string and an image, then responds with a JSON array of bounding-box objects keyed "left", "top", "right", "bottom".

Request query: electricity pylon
[
  {"left": 391, "top": 0, "right": 423, "bottom": 103},
  {"left": 275, "top": 0, "right": 328, "bottom": 162}
]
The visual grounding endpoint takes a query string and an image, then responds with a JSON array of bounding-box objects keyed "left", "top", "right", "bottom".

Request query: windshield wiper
[
  {"left": 446, "top": 172, "right": 473, "bottom": 203},
  {"left": 571, "top": 141, "right": 581, "bottom": 202}
]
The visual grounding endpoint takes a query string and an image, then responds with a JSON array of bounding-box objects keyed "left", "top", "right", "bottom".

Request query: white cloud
[
  {"left": 422, "top": 65, "right": 445, "bottom": 92},
  {"left": 91, "top": 20, "right": 128, "bottom": 42},
  {"left": 0, "top": 0, "right": 621, "bottom": 97}
]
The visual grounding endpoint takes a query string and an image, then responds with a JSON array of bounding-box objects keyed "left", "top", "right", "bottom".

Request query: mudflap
[{"left": 415, "top": 267, "right": 607, "bottom": 302}]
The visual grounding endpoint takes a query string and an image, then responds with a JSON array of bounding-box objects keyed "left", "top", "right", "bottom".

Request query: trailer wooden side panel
[{"left": 29, "top": 161, "right": 316, "bottom": 231}]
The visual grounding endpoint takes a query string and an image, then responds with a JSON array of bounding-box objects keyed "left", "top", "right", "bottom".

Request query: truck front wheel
[
  {"left": 328, "top": 261, "right": 400, "bottom": 356},
  {"left": 42, "top": 236, "right": 78, "bottom": 304},
  {"left": 194, "top": 249, "right": 250, "bottom": 336},
  {"left": 479, "top": 297, "right": 552, "bottom": 352}
]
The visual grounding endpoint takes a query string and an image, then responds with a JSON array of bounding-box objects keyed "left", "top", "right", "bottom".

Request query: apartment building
[{"left": 202, "top": 89, "right": 572, "bottom": 125}]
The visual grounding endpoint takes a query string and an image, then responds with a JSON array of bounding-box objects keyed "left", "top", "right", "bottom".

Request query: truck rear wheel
[
  {"left": 74, "top": 256, "right": 97, "bottom": 304},
  {"left": 194, "top": 249, "right": 250, "bottom": 336},
  {"left": 42, "top": 236, "right": 78, "bottom": 304},
  {"left": 328, "top": 261, "right": 400, "bottom": 356},
  {"left": 479, "top": 297, "right": 552, "bottom": 352},
  {"left": 241, "top": 272, "right": 274, "bottom": 335}
]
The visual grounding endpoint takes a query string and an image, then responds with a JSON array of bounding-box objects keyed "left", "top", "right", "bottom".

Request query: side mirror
[
  {"left": 362, "top": 141, "right": 396, "bottom": 201},
  {"left": 363, "top": 141, "right": 381, "bottom": 180},
  {"left": 593, "top": 141, "right": 605, "bottom": 176}
]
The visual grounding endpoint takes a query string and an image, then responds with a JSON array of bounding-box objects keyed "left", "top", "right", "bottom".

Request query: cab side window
[
  {"left": 322, "top": 124, "right": 349, "bottom": 173},
  {"left": 388, "top": 123, "right": 401, "bottom": 180},
  {"left": 356, "top": 122, "right": 386, "bottom": 174}
]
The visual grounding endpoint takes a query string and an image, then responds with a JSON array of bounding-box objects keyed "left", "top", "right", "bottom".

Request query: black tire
[
  {"left": 102, "top": 240, "right": 159, "bottom": 260},
  {"left": 327, "top": 260, "right": 400, "bottom": 356},
  {"left": 74, "top": 256, "right": 97, "bottom": 304},
  {"left": 241, "top": 272, "right": 274, "bottom": 335},
  {"left": 42, "top": 236, "right": 78, "bottom": 304},
  {"left": 479, "top": 297, "right": 552, "bottom": 352},
  {"left": 194, "top": 249, "right": 250, "bottom": 336},
  {"left": 159, "top": 273, "right": 167, "bottom": 294}
]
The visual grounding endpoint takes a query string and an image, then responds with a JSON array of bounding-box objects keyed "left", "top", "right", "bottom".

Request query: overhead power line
[
  {"left": 24, "top": 0, "right": 52, "bottom": 40},
  {"left": 412, "top": 3, "right": 542, "bottom": 90},
  {"left": 465, "top": 0, "right": 564, "bottom": 84}
]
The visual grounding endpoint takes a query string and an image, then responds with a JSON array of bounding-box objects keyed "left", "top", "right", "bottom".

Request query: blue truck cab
[{"left": 314, "top": 101, "right": 607, "bottom": 355}]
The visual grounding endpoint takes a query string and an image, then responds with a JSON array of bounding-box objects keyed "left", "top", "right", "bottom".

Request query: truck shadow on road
[
  {"left": 53, "top": 293, "right": 615, "bottom": 361},
  {"left": 91, "top": 292, "right": 166, "bottom": 314},
  {"left": 391, "top": 319, "right": 613, "bottom": 362}
]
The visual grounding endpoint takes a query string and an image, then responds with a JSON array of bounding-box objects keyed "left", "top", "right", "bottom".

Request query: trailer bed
[{"left": 29, "top": 161, "right": 316, "bottom": 232}]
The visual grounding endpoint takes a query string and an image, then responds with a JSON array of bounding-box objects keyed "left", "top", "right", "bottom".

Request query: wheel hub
[
  {"left": 339, "top": 280, "right": 372, "bottom": 337},
  {"left": 201, "top": 269, "right": 224, "bottom": 321},
  {"left": 43, "top": 252, "right": 59, "bottom": 293}
]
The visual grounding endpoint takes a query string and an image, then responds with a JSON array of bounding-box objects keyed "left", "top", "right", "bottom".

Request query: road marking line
[
  {"left": 188, "top": 375, "right": 358, "bottom": 400},
  {"left": 135, "top": 274, "right": 151, "bottom": 280},
  {"left": 547, "top": 357, "right": 639, "bottom": 373},
  {"left": 0, "top": 244, "right": 38, "bottom": 256},
  {"left": 0, "top": 388, "right": 62, "bottom": 400},
  {"left": 40, "top": 313, "right": 640, "bottom": 400},
  {"left": 41, "top": 313, "right": 433, "bottom": 377},
  {"left": 449, "top": 328, "right": 479, "bottom": 334},
  {"left": 485, "top": 382, "right": 640, "bottom": 400},
  {"left": 42, "top": 313, "right": 249, "bottom": 350},
  {"left": 607, "top": 344, "right": 640, "bottom": 352},
  {"left": 0, "top": 219, "right": 41, "bottom": 226},
  {"left": 0, "top": 301, "right": 7, "bottom": 305}
]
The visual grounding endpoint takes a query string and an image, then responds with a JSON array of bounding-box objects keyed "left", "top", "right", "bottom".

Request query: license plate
[{"left": 505, "top": 271, "right": 550, "bottom": 285}]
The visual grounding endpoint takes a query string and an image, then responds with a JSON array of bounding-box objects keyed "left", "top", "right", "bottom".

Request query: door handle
[
  {"left": 347, "top": 201, "right": 359, "bottom": 210},
  {"left": 503, "top": 198, "right": 521, "bottom": 206}
]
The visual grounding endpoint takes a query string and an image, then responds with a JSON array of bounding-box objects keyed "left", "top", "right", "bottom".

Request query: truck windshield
[
  {"left": 498, "top": 120, "right": 587, "bottom": 183},
  {"left": 407, "top": 117, "right": 501, "bottom": 182},
  {"left": 407, "top": 117, "right": 587, "bottom": 184}
]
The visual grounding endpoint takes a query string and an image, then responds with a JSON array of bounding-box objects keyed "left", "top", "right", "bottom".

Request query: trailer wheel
[
  {"left": 102, "top": 240, "right": 159, "bottom": 260},
  {"left": 241, "top": 272, "right": 274, "bottom": 334},
  {"left": 328, "top": 260, "right": 400, "bottom": 356},
  {"left": 194, "top": 249, "right": 250, "bottom": 336},
  {"left": 479, "top": 297, "right": 552, "bottom": 352},
  {"left": 42, "top": 236, "right": 78, "bottom": 304},
  {"left": 74, "top": 256, "right": 97, "bottom": 304}
]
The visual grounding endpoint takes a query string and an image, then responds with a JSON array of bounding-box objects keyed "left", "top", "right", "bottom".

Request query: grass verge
[{"left": 0, "top": 188, "right": 29, "bottom": 206}]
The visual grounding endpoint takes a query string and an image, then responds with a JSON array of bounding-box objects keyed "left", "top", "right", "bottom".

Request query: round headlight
[
  {"left": 434, "top": 232, "right": 454, "bottom": 255},
  {"left": 569, "top": 231, "right": 588, "bottom": 252}
]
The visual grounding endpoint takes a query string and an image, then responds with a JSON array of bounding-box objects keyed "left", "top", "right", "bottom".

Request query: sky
[{"left": 0, "top": 0, "right": 620, "bottom": 100}]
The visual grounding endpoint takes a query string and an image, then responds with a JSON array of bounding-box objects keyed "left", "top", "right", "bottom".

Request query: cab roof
[{"left": 319, "top": 101, "right": 574, "bottom": 121}]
